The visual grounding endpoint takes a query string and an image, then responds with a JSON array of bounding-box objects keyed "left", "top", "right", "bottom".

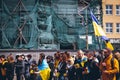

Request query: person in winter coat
[
  {"left": 100, "top": 48, "right": 119, "bottom": 80},
  {"left": 113, "top": 51, "right": 120, "bottom": 80},
  {"left": 46, "top": 55, "right": 54, "bottom": 80},
  {"left": 1, "top": 55, "right": 8, "bottom": 80},
  {"left": 57, "top": 53, "right": 67, "bottom": 80},
  {"left": 24, "top": 54, "right": 33, "bottom": 80},
  {"left": 15, "top": 55, "right": 25, "bottom": 80},
  {"left": 37, "top": 53, "right": 51, "bottom": 80},
  {"left": 83, "top": 51, "right": 100, "bottom": 80},
  {"left": 74, "top": 50, "right": 87, "bottom": 80},
  {"left": 66, "top": 57, "right": 75, "bottom": 80},
  {"left": 29, "top": 60, "right": 38, "bottom": 80},
  {"left": 6, "top": 55, "right": 15, "bottom": 80}
]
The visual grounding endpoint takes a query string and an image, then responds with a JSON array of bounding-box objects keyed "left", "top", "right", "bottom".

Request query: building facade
[{"left": 102, "top": 0, "right": 120, "bottom": 50}]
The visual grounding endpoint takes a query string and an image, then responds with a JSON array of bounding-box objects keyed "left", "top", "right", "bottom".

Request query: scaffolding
[{"left": 0, "top": 0, "right": 102, "bottom": 50}]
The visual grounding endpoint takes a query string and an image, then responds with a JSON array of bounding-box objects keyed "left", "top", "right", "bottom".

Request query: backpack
[{"left": 111, "top": 57, "right": 120, "bottom": 80}]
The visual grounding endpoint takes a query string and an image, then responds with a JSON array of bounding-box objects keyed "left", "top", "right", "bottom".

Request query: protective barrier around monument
[{"left": 0, "top": 0, "right": 104, "bottom": 50}]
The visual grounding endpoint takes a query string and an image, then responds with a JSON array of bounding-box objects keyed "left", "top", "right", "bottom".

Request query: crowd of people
[{"left": 0, "top": 48, "right": 120, "bottom": 80}]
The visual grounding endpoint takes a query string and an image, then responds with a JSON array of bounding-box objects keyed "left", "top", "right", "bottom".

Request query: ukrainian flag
[
  {"left": 38, "top": 59, "right": 50, "bottom": 80},
  {"left": 90, "top": 11, "right": 114, "bottom": 50},
  {"left": 90, "top": 11, "right": 106, "bottom": 37}
]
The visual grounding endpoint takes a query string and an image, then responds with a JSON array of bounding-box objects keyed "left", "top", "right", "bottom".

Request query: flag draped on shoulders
[
  {"left": 90, "top": 11, "right": 114, "bottom": 50},
  {"left": 38, "top": 59, "right": 49, "bottom": 70},
  {"left": 38, "top": 59, "right": 50, "bottom": 80}
]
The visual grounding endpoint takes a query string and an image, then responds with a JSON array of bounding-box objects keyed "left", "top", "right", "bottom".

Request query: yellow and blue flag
[
  {"left": 90, "top": 11, "right": 106, "bottom": 37},
  {"left": 90, "top": 11, "right": 114, "bottom": 50},
  {"left": 38, "top": 59, "right": 50, "bottom": 80}
]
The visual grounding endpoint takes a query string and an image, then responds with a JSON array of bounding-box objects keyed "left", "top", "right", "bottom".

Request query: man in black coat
[{"left": 15, "top": 55, "right": 25, "bottom": 80}]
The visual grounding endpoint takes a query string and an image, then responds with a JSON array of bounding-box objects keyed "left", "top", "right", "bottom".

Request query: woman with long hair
[{"left": 37, "top": 53, "right": 51, "bottom": 80}]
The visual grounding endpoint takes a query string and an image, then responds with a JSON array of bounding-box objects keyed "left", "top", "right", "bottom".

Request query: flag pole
[
  {"left": 90, "top": 10, "right": 102, "bottom": 50},
  {"left": 85, "top": 8, "right": 88, "bottom": 50},
  {"left": 96, "top": 36, "right": 102, "bottom": 50}
]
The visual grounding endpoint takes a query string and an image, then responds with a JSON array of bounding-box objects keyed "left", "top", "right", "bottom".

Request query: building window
[
  {"left": 106, "top": 23, "right": 113, "bottom": 33},
  {"left": 116, "top": 23, "right": 120, "bottom": 33},
  {"left": 116, "top": 5, "right": 120, "bottom": 15},
  {"left": 106, "top": 5, "right": 113, "bottom": 15}
]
